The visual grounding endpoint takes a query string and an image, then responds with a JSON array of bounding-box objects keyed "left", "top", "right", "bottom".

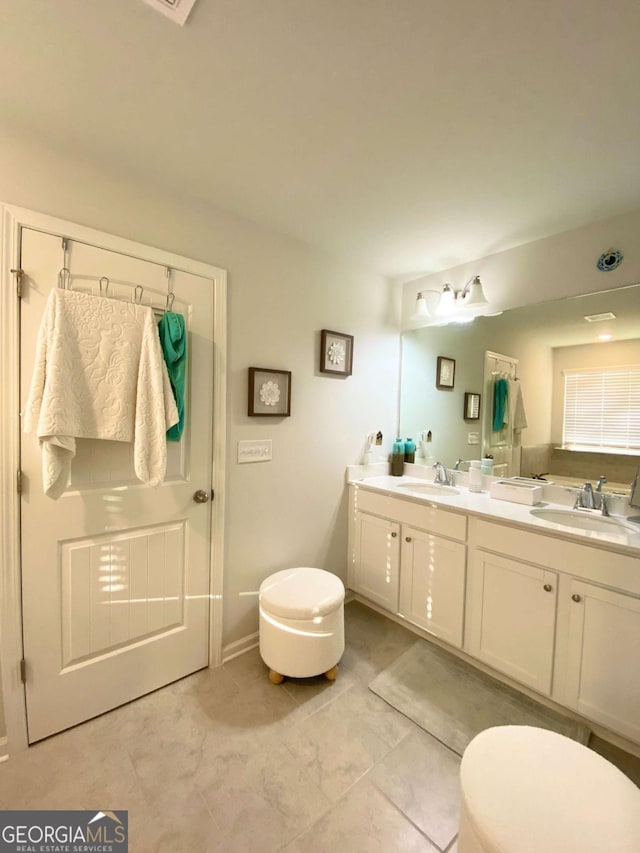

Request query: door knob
[{"left": 193, "top": 489, "right": 210, "bottom": 504}]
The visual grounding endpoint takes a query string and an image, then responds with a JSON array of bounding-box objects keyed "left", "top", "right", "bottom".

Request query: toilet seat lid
[
  {"left": 460, "top": 725, "right": 640, "bottom": 853},
  {"left": 259, "top": 567, "right": 345, "bottom": 619}
]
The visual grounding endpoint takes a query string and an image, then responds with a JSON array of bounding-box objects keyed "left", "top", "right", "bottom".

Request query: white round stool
[
  {"left": 259, "top": 567, "right": 345, "bottom": 684},
  {"left": 458, "top": 725, "right": 640, "bottom": 853}
]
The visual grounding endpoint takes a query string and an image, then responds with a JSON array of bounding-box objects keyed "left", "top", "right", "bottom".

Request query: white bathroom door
[
  {"left": 19, "top": 227, "right": 216, "bottom": 742},
  {"left": 482, "top": 351, "right": 519, "bottom": 477}
]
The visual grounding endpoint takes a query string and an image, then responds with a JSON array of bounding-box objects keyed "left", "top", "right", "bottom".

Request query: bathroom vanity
[{"left": 347, "top": 468, "right": 640, "bottom": 747}]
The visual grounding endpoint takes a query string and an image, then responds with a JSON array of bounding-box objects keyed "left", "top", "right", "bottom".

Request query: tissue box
[{"left": 489, "top": 479, "right": 543, "bottom": 505}]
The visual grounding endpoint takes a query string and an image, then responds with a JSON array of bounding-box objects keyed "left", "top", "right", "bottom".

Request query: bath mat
[{"left": 369, "top": 639, "right": 590, "bottom": 755}]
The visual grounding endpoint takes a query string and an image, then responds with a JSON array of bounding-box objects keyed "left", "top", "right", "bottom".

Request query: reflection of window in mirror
[
  {"left": 562, "top": 365, "right": 640, "bottom": 452},
  {"left": 464, "top": 392, "right": 481, "bottom": 420}
]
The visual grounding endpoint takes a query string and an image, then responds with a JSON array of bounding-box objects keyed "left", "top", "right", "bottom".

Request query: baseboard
[{"left": 222, "top": 631, "right": 259, "bottom": 663}]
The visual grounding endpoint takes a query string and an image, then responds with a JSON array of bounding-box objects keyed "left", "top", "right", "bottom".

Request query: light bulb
[{"left": 436, "top": 284, "right": 456, "bottom": 316}]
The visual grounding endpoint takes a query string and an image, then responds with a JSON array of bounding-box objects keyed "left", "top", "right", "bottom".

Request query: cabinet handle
[
  {"left": 405, "top": 536, "right": 412, "bottom": 542},
  {"left": 572, "top": 593, "right": 582, "bottom": 603},
  {"left": 391, "top": 532, "right": 397, "bottom": 538},
  {"left": 543, "top": 583, "right": 552, "bottom": 592}
]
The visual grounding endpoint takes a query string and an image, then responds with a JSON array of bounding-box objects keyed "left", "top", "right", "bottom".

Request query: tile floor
[{"left": 0, "top": 600, "right": 638, "bottom": 852}]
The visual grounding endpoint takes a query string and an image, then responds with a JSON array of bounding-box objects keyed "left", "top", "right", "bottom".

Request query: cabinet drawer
[
  {"left": 470, "top": 518, "right": 640, "bottom": 595},
  {"left": 354, "top": 487, "right": 466, "bottom": 541}
]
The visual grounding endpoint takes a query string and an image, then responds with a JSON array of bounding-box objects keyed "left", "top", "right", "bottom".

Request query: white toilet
[
  {"left": 259, "top": 567, "right": 345, "bottom": 684},
  {"left": 458, "top": 725, "right": 640, "bottom": 853}
]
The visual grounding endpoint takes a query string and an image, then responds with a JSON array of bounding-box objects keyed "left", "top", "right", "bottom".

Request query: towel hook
[
  {"left": 166, "top": 292, "right": 175, "bottom": 311},
  {"left": 57, "top": 267, "right": 71, "bottom": 290},
  {"left": 133, "top": 285, "right": 144, "bottom": 304},
  {"left": 99, "top": 276, "right": 110, "bottom": 297}
]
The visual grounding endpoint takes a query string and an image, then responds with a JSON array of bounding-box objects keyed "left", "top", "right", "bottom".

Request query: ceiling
[{"left": 2, "top": 0, "right": 640, "bottom": 277}]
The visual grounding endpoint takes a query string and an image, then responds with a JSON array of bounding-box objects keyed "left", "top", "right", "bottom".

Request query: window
[{"left": 563, "top": 365, "right": 640, "bottom": 452}]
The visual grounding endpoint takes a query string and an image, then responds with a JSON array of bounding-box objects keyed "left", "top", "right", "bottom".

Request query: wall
[{"left": 0, "top": 131, "right": 400, "bottom": 655}]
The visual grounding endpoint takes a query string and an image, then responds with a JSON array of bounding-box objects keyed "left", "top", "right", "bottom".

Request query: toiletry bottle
[
  {"left": 404, "top": 437, "right": 416, "bottom": 464},
  {"left": 469, "top": 460, "right": 482, "bottom": 492},
  {"left": 391, "top": 439, "right": 405, "bottom": 476},
  {"left": 481, "top": 457, "right": 494, "bottom": 477}
]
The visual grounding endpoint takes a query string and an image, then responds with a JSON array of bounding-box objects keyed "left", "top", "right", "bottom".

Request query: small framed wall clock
[
  {"left": 248, "top": 367, "right": 292, "bottom": 416},
  {"left": 320, "top": 329, "right": 354, "bottom": 376},
  {"left": 436, "top": 356, "right": 456, "bottom": 389}
]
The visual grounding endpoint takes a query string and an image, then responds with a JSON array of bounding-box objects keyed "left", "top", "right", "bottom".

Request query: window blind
[{"left": 563, "top": 365, "right": 640, "bottom": 451}]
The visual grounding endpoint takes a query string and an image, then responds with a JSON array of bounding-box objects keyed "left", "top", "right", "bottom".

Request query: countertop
[{"left": 346, "top": 464, "right": 640, "bottom": 555}]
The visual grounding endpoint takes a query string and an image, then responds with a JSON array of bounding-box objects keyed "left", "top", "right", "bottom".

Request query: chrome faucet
[
  {"left": 596, "top": 475, "right": 608, "bottom": 492},
  {"left": 433, "top": 462, "right": 452, "bottom": 486},
  {"left": 574, "top": 482, "right": 596, "bottom": 510},
  {"left": 454, "top": 458, "right": 464, "bottom": 471}
]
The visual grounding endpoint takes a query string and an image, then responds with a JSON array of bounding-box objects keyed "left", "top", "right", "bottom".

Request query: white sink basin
[
  {"left": 530, "top": 508, "right": 638, "bottom": 535},
  {"left": 395, "top": 482, "right": 460, "bottom": 497}
]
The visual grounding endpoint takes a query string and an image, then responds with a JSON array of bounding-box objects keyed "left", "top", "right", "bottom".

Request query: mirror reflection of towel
[
  {"left": 509, "top": 378, "right": 528, "bottom": 430},
  {"left": 492, "top": 378, "right": 509, "bottom": 431}
]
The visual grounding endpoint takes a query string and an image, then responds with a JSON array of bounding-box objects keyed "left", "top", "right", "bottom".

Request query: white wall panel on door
[{"left": 20, "top": 226, "right": 217, "bottom": 742}]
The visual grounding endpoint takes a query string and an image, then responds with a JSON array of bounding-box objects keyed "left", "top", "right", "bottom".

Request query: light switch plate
[
  {"left": 238, "top": 439, "right": 272, "bottom": 463},
  {"left": 467, "top": 432, "right": 480, "bottom": 445}
]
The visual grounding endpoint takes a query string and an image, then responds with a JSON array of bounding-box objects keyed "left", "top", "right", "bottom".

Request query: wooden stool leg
[
  {"left": 269, "top": 669, "right": 284, "bottom": 685},
  {"left": 324, "top": 665, "right": 339, "bottom": 681}
]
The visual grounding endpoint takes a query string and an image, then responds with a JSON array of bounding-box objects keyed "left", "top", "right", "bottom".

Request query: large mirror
[{"left": 399, "top": 284, "right": 640, "bottom": 493}]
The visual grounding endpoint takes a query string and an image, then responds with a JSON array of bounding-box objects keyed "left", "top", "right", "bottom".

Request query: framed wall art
[
  {"left": 436, "top": 356, "right": 456, "bottom": 389},
  {"left": 464, "top": 392, "right": 481, "bottom": 420},
  {"left": 320, "top": 329, "right": 354, "bottom": 376},
  {"left": 248, "top": 367, "right": 291, "bottom": 417}
]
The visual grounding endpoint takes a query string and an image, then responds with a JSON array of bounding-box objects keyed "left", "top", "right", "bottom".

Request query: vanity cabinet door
[
  {"left": 352, "top": 511, "right": 400, "bottom": 612},
  {"left": 399, "top": 527, "right": 466, "bottom": 647},
  {"left": 564, "top": 580, "right": 640, "bottom": 743},
  {"left": 466, "top": 550, "right": 557, "bottom": 694}
]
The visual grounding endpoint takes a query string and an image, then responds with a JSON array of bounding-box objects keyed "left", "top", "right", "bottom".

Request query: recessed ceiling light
[
  {"left": 584, "top": 312, "right": 616, "bottom": 323},
  {"left": 598, "top": 333, "right": 613, "bottom": 341}
]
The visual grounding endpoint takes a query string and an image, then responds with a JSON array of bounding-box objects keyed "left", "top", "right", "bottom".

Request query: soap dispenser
[
  {"left": 404, "top": 438, "right": 416, "bottom": 464},
  {"left": 391, "top": 439, "right": 405, "bottom": 476}
]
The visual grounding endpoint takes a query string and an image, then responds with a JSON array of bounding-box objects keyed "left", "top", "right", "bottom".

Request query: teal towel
[
  {"left": 492, "top": 378, "right": 508, "bottom": 431},
  {"left": 158, "top": 312, "right": 186, "bottom": 441}
]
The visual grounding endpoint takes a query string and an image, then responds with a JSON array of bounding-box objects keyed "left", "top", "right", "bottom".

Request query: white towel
[
  {"left": 509, "top": 378, "right": 528, "bottom": 430},
  {"left": 24, "top": 289, "right": 178, "bottom": 498}
]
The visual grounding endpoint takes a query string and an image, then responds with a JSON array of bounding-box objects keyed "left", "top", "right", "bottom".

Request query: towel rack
[{"left": 57, "top": 267, "right": 176, "bottom": 314}]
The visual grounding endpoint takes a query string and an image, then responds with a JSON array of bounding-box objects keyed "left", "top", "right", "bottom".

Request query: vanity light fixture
[{"left": 411, "top": 276, "right": 489, "bottom": 324}]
